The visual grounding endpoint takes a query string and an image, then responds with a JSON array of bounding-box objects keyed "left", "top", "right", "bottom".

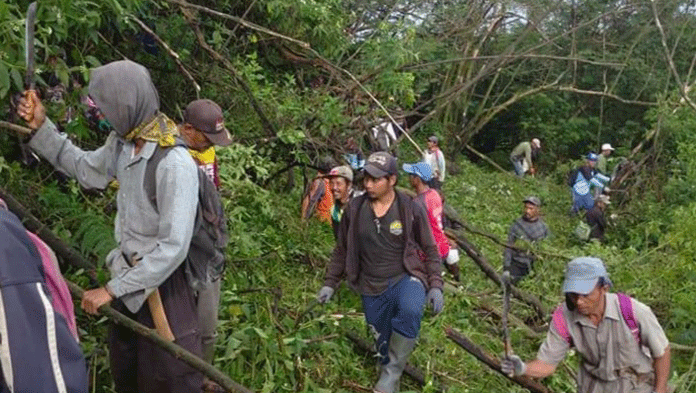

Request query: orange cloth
[{"left": 315, "top": 178, "right": 334, "bottom": 223}]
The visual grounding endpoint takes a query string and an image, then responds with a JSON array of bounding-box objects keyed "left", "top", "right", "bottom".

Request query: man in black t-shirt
[{"left": 316, "top": 152, "right": 443, "bottom": 393}]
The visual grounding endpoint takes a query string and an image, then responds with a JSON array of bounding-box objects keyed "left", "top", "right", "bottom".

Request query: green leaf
[
  {"left": 10, "top": 67, "right": 22, "bottom": 92},
  {"left": 0, "top": 62, "right": 9, "bottom": 99}
]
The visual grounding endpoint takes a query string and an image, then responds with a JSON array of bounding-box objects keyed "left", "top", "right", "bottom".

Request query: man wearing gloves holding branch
[
  {"left": 317, "top": 152, "right": 444, "bottom": 393},
  {"left": 18, "top": 60, "right": 203, "bottom": 393},
  {"left": 502, "top": 257, "right": 671, "bottom": 393}
]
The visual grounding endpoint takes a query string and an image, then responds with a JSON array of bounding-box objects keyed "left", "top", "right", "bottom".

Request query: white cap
[
  {"left": 532, "top": 138, "right": 541, "bottom": 148},
  {"left": 601, "top": 143, "right": 615, "bottom": 151}
]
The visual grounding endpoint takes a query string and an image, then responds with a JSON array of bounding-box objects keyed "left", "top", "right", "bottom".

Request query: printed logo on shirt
[{"left": 389, "top": 220, "right": 403, "bottom": 236}]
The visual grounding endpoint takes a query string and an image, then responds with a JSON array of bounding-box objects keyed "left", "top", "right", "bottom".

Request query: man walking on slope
[
  {"left": 597, "top": 143, "right": 615, "bottom": 176},
  {"left": 423, "top": 136, "right": 446, "bottom": 190},
  {"left": 510, "top": 138, "right": 541, "bottom": 177},
  {"left": 570, "top": 152, "right": 610, "bottom": 215},
  {"left": 179, "top": 99, "right": 232, "bottom": 392},
  {"left": 502, "top": 257, "right": 671, "bottom": 393},
  {"left": 18, "top": 60, "right": 204, "bottom": 393},
  {"left": 403, "top": 161, "right": 460, "bottom": 281},
  {"left": 325, "top": 165, "right": 361, "bottom": 240},
  {"left": 316, "top": 152, "right": 444, "bottom": 393},
  {"left": 503, "top": 196, "right": 550, "bottom": 283}
]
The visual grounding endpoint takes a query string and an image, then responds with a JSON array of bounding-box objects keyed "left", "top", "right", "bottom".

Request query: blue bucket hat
[
  {"left": 562, "top": 257, "right": 612, "bottom": 295},
  {"left": 402, "top": 162, "right": 433, "bottom": 182}
]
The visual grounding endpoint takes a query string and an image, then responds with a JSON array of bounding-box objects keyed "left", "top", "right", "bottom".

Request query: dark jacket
[
  {"left": 323, "top": 191, "right": 443, "bottom": 292},
  {"left": 0, "top": 209, "right": 88, "bottom": 393},
  {"left": 585, "top": 205, "right": 607, "bottom": 241}
]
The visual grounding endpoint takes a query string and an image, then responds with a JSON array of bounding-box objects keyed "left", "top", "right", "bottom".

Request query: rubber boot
[
  {"left": 373, "top": 332, "right": 417, "bottom": 393},
  {"left": 445, "top": 263, "right": 460, "bottom": 282}
]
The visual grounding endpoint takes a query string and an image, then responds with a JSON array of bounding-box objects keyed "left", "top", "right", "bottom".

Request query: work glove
[
  {"left": 501, "top": 270, "right": 511, "bottom": 285},
  {"left": 446, "top": 248, "right": 460, "bottom": 264},
  {"left": 426, "top": 288, "right": 444, "bottom": 315},
  {"left": 316, "top": 286, "right": 334, "bottom": 304},
  {"left": 501, "top": 355, "right": 526, "bottom": 377}
]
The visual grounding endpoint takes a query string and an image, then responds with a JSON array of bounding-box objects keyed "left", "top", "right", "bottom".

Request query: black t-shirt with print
[{"left": 357, "top": 197, "right": 407, "bottom": 295}]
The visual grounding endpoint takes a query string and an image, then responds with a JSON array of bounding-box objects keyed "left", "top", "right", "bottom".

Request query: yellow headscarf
[{"left": 123, "top": 112, "right": 180, "bottom": 147}]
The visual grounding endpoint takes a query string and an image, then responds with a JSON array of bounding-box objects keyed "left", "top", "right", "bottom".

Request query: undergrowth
[{"left": 1, "top": 140, "right": 694, "bottom": 392}]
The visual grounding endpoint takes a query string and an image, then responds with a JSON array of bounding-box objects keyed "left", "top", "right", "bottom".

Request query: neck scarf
[{"left": 123, "top": 112, "right": 180, "bottom": 147}]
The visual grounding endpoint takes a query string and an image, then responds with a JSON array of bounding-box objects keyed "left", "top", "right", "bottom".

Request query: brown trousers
[{"left": 109, "top": 265, "right": 203, "bottom": 393}]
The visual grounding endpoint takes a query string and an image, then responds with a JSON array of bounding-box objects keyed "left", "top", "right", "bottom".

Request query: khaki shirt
[{"left": 538, "top": 293, "right": 669, "bottom": 393}]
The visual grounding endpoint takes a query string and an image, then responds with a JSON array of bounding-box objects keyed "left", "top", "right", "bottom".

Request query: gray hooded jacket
[{"left": 29, "top": 60, "right": 199, "bottom": 313}]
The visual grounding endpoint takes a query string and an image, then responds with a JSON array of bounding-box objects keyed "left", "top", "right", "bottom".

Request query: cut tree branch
[
  {"left": 67, "top": 281, "right": 255, "bottom": 393},
  {"left": 445, "top": 327, "right": 555, "bottom": 393}
]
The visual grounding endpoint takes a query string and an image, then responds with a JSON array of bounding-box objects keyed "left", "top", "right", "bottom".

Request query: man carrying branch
[
  {"left": 17, "top": 60, "right": 203, "bottom": 393},
  {"left": 502, "top": 257, "right": 671, "bottom": 393}
]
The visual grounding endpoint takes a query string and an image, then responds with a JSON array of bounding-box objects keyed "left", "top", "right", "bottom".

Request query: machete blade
[{"left": 25, "top": 2, "right": 38, "bottom": 90}]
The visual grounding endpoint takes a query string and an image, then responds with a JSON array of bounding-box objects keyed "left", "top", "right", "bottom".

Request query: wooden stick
[
  {"left": 464, "top": 144, "right": 511, "bottom": 174},
  {"left": 1, "top": 188, "right": 254, "bottom": 392},
  {"left": 0, "top": 121, "right": 32, "bottom": 135},
  {"left": 445, "top": 327, "right": 556, "bottom": 393},
  {"left": 67, "top": 281, "right": 256, "bottom": 393}
]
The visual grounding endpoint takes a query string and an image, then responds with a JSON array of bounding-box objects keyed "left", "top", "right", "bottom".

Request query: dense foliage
[{"left": 2, "top": 0, "right": 696, "bottom": 392}]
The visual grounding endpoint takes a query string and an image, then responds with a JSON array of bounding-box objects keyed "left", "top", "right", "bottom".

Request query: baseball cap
[
  {"left": 532, "top": 138, "right": 541, "bottom": 148},
  {"left": 183, "top": 99, "right": 233, "bottom": 146},
  {"left": 428, "top": 135, "right": 439, "bottom": 144},
  {"left": 601, "top": 143, "right": 615, "bottom": 151},
  {"left": 586, "top": 152, "right": 598, "bottom": 161},
  {"left": 522, "top": 196, "right": 541, "bottom": 206},
  {"left": 562, "top": 257, "right": 612, "bottom": 295},
  {"left": 402, "top": 162, "right": 433, "bottom": 182},
  {"left": 326, "top": 165, "right": 353, "bottom": 182},
  {"left": 363, "top": 152, "right": 398, "bottom": 178}
]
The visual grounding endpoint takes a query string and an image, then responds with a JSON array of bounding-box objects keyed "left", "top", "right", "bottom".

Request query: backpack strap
[
  {"left": 144, "top": 138, "right": 187, "bottom": 212},
  {"left": 617, "top": 292, "right": 641, "bottom": 345},
  {"left": 552, "top": 304, "right": 573, "bottom": 346}
]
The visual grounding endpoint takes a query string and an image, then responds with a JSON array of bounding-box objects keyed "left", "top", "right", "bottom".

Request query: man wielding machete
[{"left": 18, "top": 60, "right": 204, "bottom": 393}]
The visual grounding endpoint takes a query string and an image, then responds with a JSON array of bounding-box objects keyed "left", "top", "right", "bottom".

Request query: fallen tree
[
  {"left": 0, "top": 188, "right": 254, "bottom": 393},
  {"left": 445, "top": 326, "right": 555, "bottom": 393}
]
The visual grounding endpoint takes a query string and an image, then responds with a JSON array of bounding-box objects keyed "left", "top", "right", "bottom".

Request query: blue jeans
[
  {"left": 572, "top": 191, "right": 594, "bottom": 213},
  {"left": 362, "top": 275, "right": 426, "bottom": 364},
  {"left": 511, "top": 158, "right": 525, "bottom": 177}
]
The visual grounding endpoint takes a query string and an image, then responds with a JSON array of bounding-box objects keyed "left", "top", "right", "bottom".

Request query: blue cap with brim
[
  {"left": 403, "top": 162, "right": 433, "bottom": 182},
  {"left": 562, "top": 257, "right": 612, "bottom": 295}
]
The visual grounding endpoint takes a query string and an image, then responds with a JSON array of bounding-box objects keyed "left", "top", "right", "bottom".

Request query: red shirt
[{"left": 417, "top": 189, "right": 450, "bottom": 258}]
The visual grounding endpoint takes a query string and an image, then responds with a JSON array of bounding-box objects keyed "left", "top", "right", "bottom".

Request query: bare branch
[
  {"left": 555, "top": 86, "right": 657, "bottom": 106},
  {"left": 181, "top": 6, "right": 277, "bottom": 137},
  {"left": 650, "top": 0, "right": 696, "bottom": 111},
  {"left": 127, "top": 15, "right": 200, "bottom": 96},
  {"left": 165, "top": 0, "right": 310, "bottom": 49}
]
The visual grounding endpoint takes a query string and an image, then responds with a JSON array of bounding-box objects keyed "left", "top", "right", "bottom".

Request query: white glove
[
  {"left": 446, "top": 248, "right": 460, "bottom": 264},
  {"left": 316, "top": 286, "right": 334, "bottom": 304},
  {"left": 501, "top": 355, "right": 526, "bottom": 376},
  {"left": 603, "top": 186, "right": 611, "bottom": 193}
]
